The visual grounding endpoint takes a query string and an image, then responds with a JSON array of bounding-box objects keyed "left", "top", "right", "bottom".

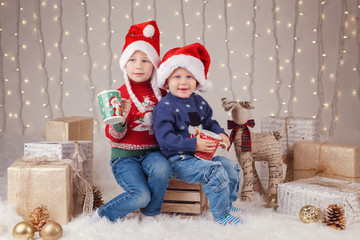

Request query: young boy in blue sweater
[{"left": 153, "top": 43, "right": 242, "bottom": 226}]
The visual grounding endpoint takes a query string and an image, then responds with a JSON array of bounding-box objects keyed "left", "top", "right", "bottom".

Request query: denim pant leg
[
  {"left": 169, "top": 155, "right": 231, "bottom": 219},
  {"left": 140, "top": 151, "right": 171, "bottom": 216},
  {"left": 97, "top": 157, "right": 151, "bottom": 222},
  {"left": 212, "top": 156, "right": 241, "bottom": 208}
]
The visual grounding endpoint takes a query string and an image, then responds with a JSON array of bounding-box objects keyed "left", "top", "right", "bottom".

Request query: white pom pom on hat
[{"left": 143, "top": 24, "right": 155, "bottom": 38}]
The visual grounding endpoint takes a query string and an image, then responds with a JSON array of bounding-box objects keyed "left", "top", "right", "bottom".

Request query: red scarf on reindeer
[{"left": 227, "top": 119, "right": 255, "bottom": 152}]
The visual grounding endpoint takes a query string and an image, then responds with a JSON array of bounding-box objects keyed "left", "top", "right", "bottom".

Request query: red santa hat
[
  {"left": 157, "top": 43, "right": 212, "bottom": 92},
  {"left": 119, "top": 20, "right": 160, "bottom": 71},
  {"left": 119, "top": 20, "right": 162, "bottom": 113}
]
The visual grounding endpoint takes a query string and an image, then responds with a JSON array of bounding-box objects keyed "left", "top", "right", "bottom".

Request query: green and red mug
[{"left": 97, "top": 90, "right": 123, "bottom": 124}]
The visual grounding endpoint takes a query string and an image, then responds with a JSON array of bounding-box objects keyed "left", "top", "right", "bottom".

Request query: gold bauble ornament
[
  {"left": 40, "top": 222, "right": 63, "bottom": 240},
  {"left": 266, "top": 194, "right": 278, "bottom": 209},
  {"left": 12, "top": 222, "right": 35, "bottom": 239},
  {"left": 299, "top": 205, "right": 321, "bottom": 223}
]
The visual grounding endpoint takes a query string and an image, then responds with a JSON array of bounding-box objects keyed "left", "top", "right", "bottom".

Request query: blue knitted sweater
[{"left": 153, "top": 92, "right": 226, "bottom": 158}]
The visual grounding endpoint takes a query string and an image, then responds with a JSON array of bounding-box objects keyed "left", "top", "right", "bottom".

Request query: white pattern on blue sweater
[{"left": 153, "top": 92, "right": 226, "bottom": 158}]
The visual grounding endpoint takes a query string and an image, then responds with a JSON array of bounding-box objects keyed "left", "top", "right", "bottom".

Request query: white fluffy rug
[
  {"left": 1, "top": 183, "right": 360, "bottom": 240},
  {"left": 1, "top": 133, "right": 360, "bottom": 239}
]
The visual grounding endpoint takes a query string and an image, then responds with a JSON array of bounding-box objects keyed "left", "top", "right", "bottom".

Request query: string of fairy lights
[
  {"left": 15, "top": 0, "right": 25, "bottom": 134},
  {"left": 106, "top": 0, "right": 114, "bottom": 90},
  {"left": 130, "top": 0, "right": 134, "bottom": 24},
  {"left": 81, "top": 0, "right": 100, "bottom": 131},
  {"left": 179, "top": 0, "right": 186, "bottom": 46},
  {"left": 223, "top": 0, "right": 235, "bottom": 101},
  {"left": 288, "top": 0, "right": 300, "bottom": 117},
  {"left": 35, "top": 0, "right": 53, "bottom": 121},
  {"left": 201, "top": 0, "right": 206, "bottom": 46},
  {"left": 271, "top": 0, "right": 283, "bottom": 117},
  {"left": 248, "top": 0, "right": 257, "bottom": 112},
  {"left": 316, "top": 1, "right": 326, "bottom": 131},
  {"left": 329, "top": 0, "right": 347, "bottom": 136},
  {"left": 152, "top": 0, "right": 157, "bottom": 21},
  {"left": 357, "top": 0, "right": 360, "bottom": 123},
  {"left": 0, "top": 18, "right": 5, "bottom": 133},
  {"left": 58, "top": 0, "right": 65, "bottom": 117},
  {"left": 0, "top": 0, "right": 359, "bottom": 138}
]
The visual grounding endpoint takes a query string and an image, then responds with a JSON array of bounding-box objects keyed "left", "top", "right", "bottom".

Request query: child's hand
[
  {"left": 120, "top": 99, "right": 132, "bottom": 126},
  {"left": 218, "top": 133, "right": 230, "bottom": 150},
  {"left": 196, "top": 134, "right": 217, "bottom": 153}
]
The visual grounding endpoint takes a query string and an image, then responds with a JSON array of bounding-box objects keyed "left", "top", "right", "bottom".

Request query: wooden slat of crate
[
  {"left": 164, "top": 190, "right": 201, "bottom": 202},
  {"left": 167, "top": 178, "right": 201, "bottom": 190},
  {"left": 162, "top": 202, "right": 202, "bottom": 214}
]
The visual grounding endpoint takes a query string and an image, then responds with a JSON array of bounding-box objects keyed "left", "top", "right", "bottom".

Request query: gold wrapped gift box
[
  {"left": 7, "top": 159, "right": 73, "bottom": 225},
  {"left": 294, "top": 141, "right": 360, "bottom": 182},
  {"left": 23, "top": 141, "right": 94, "bottom": 216},
  {"left": 46, "top": 116, "right": 93, "bottom": 142}
]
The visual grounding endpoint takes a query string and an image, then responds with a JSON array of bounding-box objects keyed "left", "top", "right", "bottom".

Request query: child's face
[
  {"left": 165, "top": 67, "right": 197, "bottom": 98},
  {"left": 125, "top": 50, "right": 154, "bottom": 83}
]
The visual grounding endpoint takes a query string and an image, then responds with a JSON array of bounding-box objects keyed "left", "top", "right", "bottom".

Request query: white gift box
[
  {"left": 261, "top": 116, "right": 321, "bottom": 156},
  {"left": 24, "top": 141, "right": 92, "bottom": 184},
  {"left": 277, "top": 177, "right": 360, "bottom": 225}
]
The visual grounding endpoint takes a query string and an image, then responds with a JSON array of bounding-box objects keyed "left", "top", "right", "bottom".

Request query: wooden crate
[{"left": 161, "top": 178, "right": 208, "bottom": 216}]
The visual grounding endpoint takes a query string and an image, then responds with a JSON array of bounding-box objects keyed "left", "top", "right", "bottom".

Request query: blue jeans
[
  {"left": 169, "top": 155, "right": 241, "bottom": 219},
  {"left": 98, "top": 151, "right": 171, "bottom": 222}
]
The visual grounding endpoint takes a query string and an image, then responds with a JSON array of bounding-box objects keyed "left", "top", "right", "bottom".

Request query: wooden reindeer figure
[{"left": 221, "top": 98, "right": 283, "bottom": 201}]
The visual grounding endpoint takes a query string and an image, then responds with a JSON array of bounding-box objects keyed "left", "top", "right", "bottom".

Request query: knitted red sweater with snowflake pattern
[{"left": 105, "top": 80, "right": 167, "bottom": 158}]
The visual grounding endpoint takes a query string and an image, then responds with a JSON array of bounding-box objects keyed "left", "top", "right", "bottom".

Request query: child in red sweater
[{"left": 92, "top": 21, "right": 171, "bottom": 222}]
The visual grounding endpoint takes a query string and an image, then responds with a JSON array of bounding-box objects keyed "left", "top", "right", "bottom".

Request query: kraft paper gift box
[
  {"left": 261, "top": 116, "right": 321, "bottom": 181},
  {"left": 7, "top": 158, "right": 73, "bottom": 225},
  {"left": 294, "top": 141, "right": 360, "bottom": 182},
  {"left": 46, "top": 116, "right": 93, "bottom": 142},
  {"left": 23, "top": 141, "right": 93, "bottom": 184},
  {"left": 277, "top": 177, "right": 360, "bottom": 225}
]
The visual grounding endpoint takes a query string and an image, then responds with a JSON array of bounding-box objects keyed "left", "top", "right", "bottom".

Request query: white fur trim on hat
[
  {"left": 119, "top": 41, "right": 160, "bottom": 71},
  {"left": 157, "top": 54, "right": 212, "bottom": 92}
]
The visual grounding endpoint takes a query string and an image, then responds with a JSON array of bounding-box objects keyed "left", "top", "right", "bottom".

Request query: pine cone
[
  {"left": 29, "top": 205, "right": 54, "bottom": 232},
  {"left": 323, "top": 204, "right": 346, "bottom": 230},
  {"left": 93, "top": 186, "right": 104, "bottom": 210},
  {"left": 83, "top": 186, "right": 104, "bottom": 210}
]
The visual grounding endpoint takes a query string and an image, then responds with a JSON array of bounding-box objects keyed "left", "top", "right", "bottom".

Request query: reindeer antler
[
  {"left": 221, "top": 97, "right": 236, "bottom": 112},
  {"left": 239, "top": 101, "right": 254, "bottom": 110}
]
